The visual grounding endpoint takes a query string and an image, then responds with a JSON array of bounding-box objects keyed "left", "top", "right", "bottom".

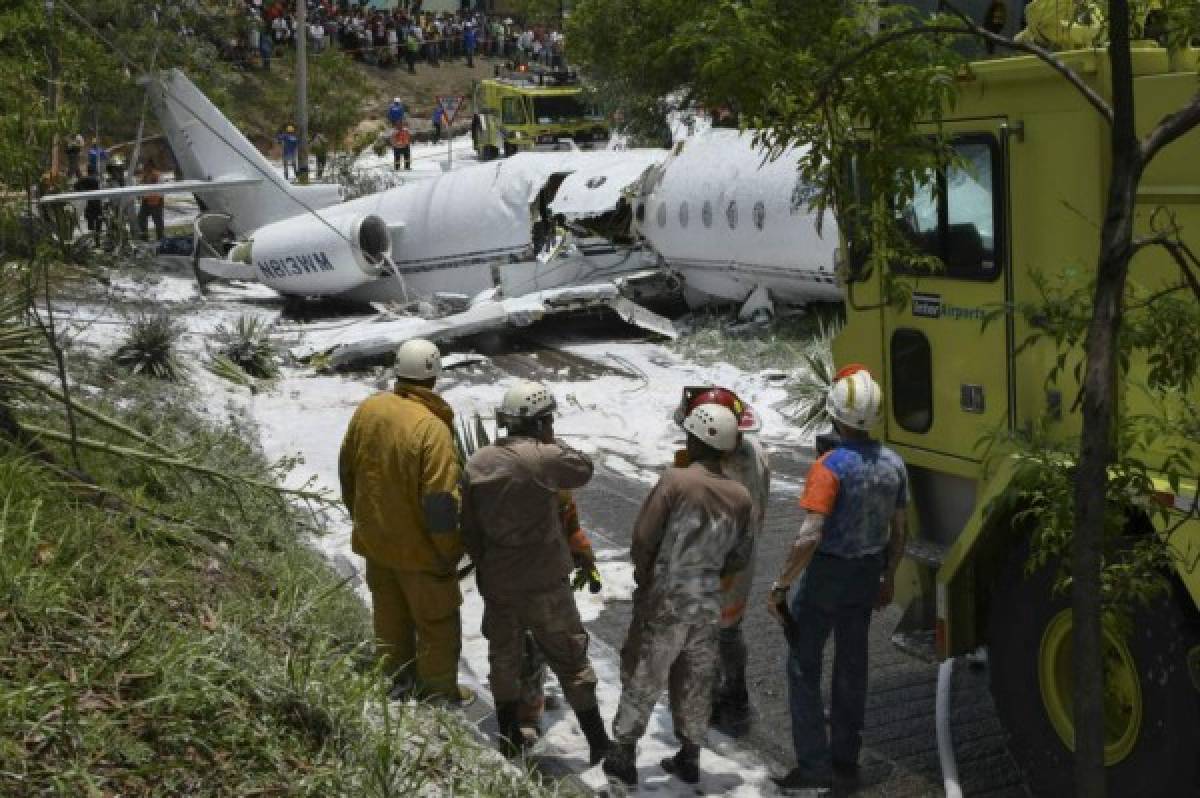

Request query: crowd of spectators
[{"left": 227, "top": 2, "right": 568, "bottom": 73}]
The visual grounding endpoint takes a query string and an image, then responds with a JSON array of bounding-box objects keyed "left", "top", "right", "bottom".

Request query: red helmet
[
  {"left": 674, "top": 386, "right": 761, "bottom": 433},
  {"left": 833, "top": 363, "right": 872, "bottom": 381}
]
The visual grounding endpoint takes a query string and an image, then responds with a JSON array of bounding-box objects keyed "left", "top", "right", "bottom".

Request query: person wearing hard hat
[
  {"left": 605, "top": 404, "right": 754, "bottom": 787},
  {"left": 460, "top": 380, "right": 613, "bottom": 765},
  {"left": 338, "top": 338, "right": 474, "bottom": 707},
  {"left": 387, "top": 97, "right": 407, "bottom": 126},
  {"left": 671, "top": 387, "right": 771, "bottom": 736},
  {"left": 767, "top": 368, "right": 908, "bottom": 791}
]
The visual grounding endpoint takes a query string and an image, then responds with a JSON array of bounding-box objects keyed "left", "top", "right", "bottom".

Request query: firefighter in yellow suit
[{"left": 338, "top": 338, "right": 474, "bottom": 705}]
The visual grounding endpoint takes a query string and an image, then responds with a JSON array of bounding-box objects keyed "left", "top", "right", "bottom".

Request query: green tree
[{"left": 569, "top": 0, "right": 1200, "bottom": 793}]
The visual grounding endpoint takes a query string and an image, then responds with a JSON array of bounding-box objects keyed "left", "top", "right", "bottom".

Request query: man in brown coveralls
[
  {"left": 605, "top": 403, "right": 753, "bottom": 786},
  {"left": 461, "top": 379, "right": 613, "bottom": 764}
]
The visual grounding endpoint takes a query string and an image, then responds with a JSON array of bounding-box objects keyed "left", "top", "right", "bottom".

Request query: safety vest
[{"left": 391, "top": 127, "right": 412, "bottom": 148}]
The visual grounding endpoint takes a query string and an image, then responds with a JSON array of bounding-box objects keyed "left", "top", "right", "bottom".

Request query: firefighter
[
  {"left": 461, "top": 380, "right": 612, "bottom": 764},
  {"left": 672, "top": 387, "right": 771, "bottom": 734},
  {"left": 515, "top": 490, "right": 599, "bottom": 743},
  {"left": 338, "top": 338, "right": 474, "bottom": 706},
  {"left": 605, "top": 404, "right": 753, "bottom": 786},
  {"left": 767, "top": 368, "right": 908, "bottom": 790}
]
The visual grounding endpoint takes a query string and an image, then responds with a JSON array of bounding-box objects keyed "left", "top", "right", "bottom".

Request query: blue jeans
[{"left": 786, "top": 551, "right": 884, "bottom": 777}]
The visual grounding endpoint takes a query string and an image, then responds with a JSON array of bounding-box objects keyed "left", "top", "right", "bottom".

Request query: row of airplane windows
[{"left": 654, "top": 199, "right": 770, "bottom": 231}]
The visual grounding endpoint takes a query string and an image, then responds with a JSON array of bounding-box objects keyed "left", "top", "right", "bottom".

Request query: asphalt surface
[
  {"left": 446, "top": 328, "right": 1030, "bottom": 796},
  {"left": 577, "top": 461, "right": 1029, "bottom": 798}
]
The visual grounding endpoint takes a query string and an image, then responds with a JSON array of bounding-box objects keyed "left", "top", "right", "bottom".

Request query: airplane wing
[
  {"left": 38, "top": 176, "right": 263, "bottom": 205},
  {"left": 290, "top": 282, "right": 676, "bottom": 369}
]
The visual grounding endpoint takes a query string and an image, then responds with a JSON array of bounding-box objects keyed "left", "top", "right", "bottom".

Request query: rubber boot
[
  {"left": 575, "top": 705, "right": 612, "bottom": 765},
  {"left": 603, "top": 741, "right": 638, "bottom": 785},
  {"left": 496, "top": 701, "right": 523, "bottom": 758},
  {"left": 660, "top": 741, "right": 700, "bottom": 784}
]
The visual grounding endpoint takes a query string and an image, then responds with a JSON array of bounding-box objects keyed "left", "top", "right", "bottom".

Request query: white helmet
[
  {"left": 393, "top": 96, "right": 402, "bottom": 104},
  {"left": 393, "top": 338, "right": 441, "bottom": 381},
  {"left": 826, "top": 369, "right": 884, "bottom": 431},
  {"left": 498, "top": 380, "right": 556, "bottom": 424},
  {"left": 682, "top": 404, "right": 740, "bottom": 452}
]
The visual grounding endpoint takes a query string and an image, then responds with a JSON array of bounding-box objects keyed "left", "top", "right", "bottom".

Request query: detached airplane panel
[{"left": 548, "top": 150, "right": 666, "bottom": 220}]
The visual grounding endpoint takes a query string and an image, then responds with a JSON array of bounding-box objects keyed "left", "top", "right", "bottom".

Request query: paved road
[
  {"left": 446, "top": 329, "right": 1030, "bottom": 796},
  {"left": 576, "top": 460, "right": 1029, "bottom": 797}
]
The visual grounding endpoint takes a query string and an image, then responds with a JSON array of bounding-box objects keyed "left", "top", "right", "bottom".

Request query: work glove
[{"left": 571, "top": 564, "right": 602, "bottom": 594}]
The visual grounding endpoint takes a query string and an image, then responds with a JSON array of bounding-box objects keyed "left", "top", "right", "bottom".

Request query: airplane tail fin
[{"left": 145, "top": 69, "right": 340, "bottom": 235}]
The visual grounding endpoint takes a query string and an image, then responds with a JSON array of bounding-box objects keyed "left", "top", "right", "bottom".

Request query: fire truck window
[
  {"left": 532, "top": 95, "right": 587, "bottom": 124},
  {"left": 893, "top": 136, "right": 1001, "bottom": 281},
  {"left": 891, "top": 329, "right": 933, "bottom": 433},
  {"left": 502, "top": 98, "right": 524, "bottom": 126}
]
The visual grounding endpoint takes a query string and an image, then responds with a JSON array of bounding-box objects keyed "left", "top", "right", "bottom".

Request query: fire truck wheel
[
  {"left": 481, "top": 145, "right": 500, "bottom": 161},
  {"left": 987, "top": 538, "right": 1200, "bottom": 797},
  {"left": 503, "top": 143, "right": 517, "bottom": 158}
]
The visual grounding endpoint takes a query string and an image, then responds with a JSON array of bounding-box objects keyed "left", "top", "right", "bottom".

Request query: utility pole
[
  {"left": 45, "top": 0, "right": 61, "bottom": 178},
  {"left": 295, "top": 0, "right": 310, "bottom": 184}
]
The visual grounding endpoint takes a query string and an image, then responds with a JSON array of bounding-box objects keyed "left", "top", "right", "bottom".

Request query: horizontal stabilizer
[{"left": 39, "top": 176, "right": 262, "bottom": 205}]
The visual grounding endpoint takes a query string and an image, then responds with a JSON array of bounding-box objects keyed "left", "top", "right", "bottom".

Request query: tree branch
[
  {"left": 939, "top": 1, "right": 1114, "bottom": 125},
  {"left": 1142, "top": 235, "right": 1200, "bottom": 304},
  {"left": 21, "top": 423, "right": 332, "bottom": 502},
  {"left": 1141, "top": 91, "right": 1200, "bottom": 165}
]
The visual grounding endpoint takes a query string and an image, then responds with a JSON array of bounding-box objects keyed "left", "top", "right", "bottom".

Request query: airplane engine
[{"left": 246, "top": 213, "right": 392, "bottom": 295}]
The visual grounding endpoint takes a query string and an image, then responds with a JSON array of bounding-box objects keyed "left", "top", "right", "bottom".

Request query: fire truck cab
[
  {"left": 833, "top": 45, "right": 1200, "bottom": 795},
  {"left": 471, "top": 66, "right": 610, "bottom": 159}
]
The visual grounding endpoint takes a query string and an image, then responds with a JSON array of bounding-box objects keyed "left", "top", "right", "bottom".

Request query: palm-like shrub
[
  {"left": 212, "top": 315, "right": 279, "bottom": 379},
  {"left": 787, "top": 318, "right": 841, "bottom": 435},
  {"left": 113, "top": 313, "right": 184, "bottom": 381}
]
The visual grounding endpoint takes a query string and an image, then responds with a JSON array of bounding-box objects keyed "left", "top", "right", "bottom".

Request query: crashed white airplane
[{"left": 43, "top": 70, "right": 842, "bottom": 362}]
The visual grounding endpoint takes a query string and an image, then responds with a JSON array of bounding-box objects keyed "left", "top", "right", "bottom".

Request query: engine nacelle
[{"left": 245, "top": 212, "right": 392, "bottom": 295}]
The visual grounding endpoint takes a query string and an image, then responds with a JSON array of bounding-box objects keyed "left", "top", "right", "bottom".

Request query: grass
[
  {"left": 0, "top": 370, "right": 562, "bottom": 797},
  {"left": 671, "top": 306, "right": 844, "bottom": 430}
]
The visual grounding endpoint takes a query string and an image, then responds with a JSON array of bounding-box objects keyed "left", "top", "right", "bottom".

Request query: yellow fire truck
[
  {"left": 832, "top": 46, "right": 1199, "bottom": 795},
  {"left": 470, "top": 66, "right": 610, "bottom": 159}
]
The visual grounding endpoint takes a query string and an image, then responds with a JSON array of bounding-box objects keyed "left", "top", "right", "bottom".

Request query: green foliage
[
  {"left": 787, "top": 318, "right": 843, "bottom": 435},
  {"left": 212, "top": 315, "right": 280, "bottom": 380},
  {"left": 113, "top": 313, "right": 184, "bottom": 381},
  {"left": 986, "top": 417, "right": 1184, "bottom": 618},
  {"left": 0, "top": 278, "right": 47, "bottom": 385},
  {"left": 0, "top": 385, "right": 562, "bottom": 797}
]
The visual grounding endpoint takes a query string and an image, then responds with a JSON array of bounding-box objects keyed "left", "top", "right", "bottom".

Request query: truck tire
[
  {"left": 503, "top": 142, "right": 517, "bottom": 158},
  {"left": 987, "top": 539, "right": 1200, "bottom": 797},
  {"left": 481, "top": 145, "right": 500, "bottom": 161}
]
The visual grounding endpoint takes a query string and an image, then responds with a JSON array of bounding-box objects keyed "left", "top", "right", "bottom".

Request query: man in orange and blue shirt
[{"left": 767, "top": 368, "right": 908, "bottom": 791}]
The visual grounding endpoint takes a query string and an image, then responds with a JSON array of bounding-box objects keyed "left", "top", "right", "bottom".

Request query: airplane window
[
  {"left": 726, "top": 201, "right": 738, "bottom": 229},
  {"left": 702, "top": 200, "right": 713, "bottom": 228},
  {"left": 657, "top": 203, "right": 667, "bottom": 228},
  {"left": 753, "top": 201, "right": 766, "bottom": 230},
  {"left": 892, "top": 135, "right": 1002, "bottom": 281},
  {"left": 679, "top": 202, "right": 689, "bottom": 228}
]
